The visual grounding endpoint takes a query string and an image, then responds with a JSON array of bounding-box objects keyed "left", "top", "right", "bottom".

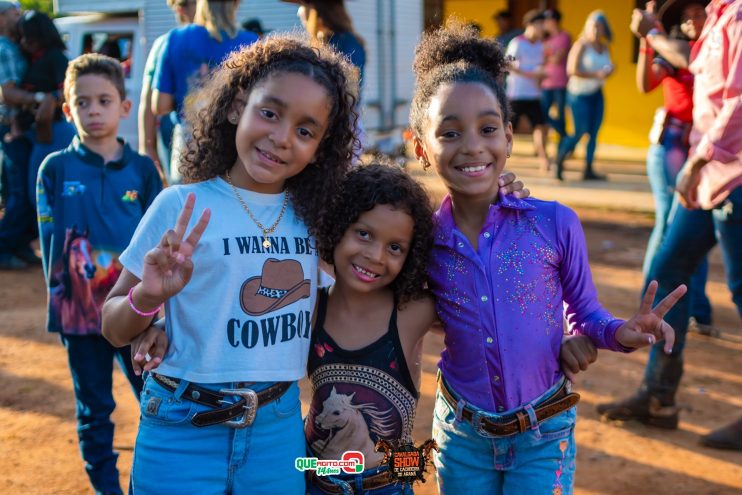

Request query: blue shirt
[
  {"left": 428, "top": 195, "right": 628, "bottom": 412},
  {"left": 37, "top": 136, "right": 163, "bottom": 335},
  {"left": 328, "top": 31, "right": 366, "bottom": 86},
  {"left": 153, "top": 25, "right": 258, "bottom": 117}
]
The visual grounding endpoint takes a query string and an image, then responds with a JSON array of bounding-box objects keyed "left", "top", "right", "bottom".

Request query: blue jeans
[
  {"left": 133, "top": 377, "right": 305, "bottom": 495},
  {"left": 558, "top": 89, "right": 604, "bottom": 172},
  {"left": 306, "top": 461, "right": 414, "bottom": 495},
  {"left": 645, "top": 127, "right": 712, "bottom": 324},
  {"left": 541, "top": 87, "right": 567, "bottom": 139},
  {"left": 0, "top": 127, "right": 35, "bottom": 254},
  {"left": 28, "top": 119, "right": 77, "bottom": 207},
  {"left": 643, "top": 186, "right": 742, "bottom": 404},
  {"left": 60, "top": 334, "right": 143, "bottom": 495},
  {"left": 432, "top": 377, "right": 576, "bottom": 495}
]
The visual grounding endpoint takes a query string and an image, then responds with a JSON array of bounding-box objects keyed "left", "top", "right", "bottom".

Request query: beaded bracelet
[{"left": 127, "top": 286, "right": 163, "bottom": 317}]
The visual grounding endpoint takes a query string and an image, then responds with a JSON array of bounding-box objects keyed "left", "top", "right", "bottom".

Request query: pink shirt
[
  {"left": 542, "top": 31, "right": 571, "bottom": 90},
  {"left": 689, "top": 0, "right": 742, "bottom": 208}
]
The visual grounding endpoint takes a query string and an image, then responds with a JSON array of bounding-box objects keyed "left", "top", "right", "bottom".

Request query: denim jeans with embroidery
[{"left": 432, "top": 377, "right": 576, "bottom": 495}]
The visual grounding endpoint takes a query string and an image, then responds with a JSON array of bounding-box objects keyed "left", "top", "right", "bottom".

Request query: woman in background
[{"left": 555, "top": 10, "right": 614, "bottom": 181}]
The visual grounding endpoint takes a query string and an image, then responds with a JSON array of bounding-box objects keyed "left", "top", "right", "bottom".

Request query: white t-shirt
[
  {"left": 506, "top": 35, "right": 544, "bottom": 100},
  {"left": 120, "top": 178, "right": 317, "bottom": 383},
  {"left": 567, "top": 44, "right": 612, "bottom": 95}
]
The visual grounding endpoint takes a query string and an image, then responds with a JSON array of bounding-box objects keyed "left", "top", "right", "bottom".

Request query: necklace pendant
[{"left": 262, "top": 238, "right": 271, "bottom": 249}]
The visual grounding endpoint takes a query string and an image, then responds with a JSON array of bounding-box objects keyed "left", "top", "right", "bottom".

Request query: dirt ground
[{"left": 1, "top": 198, "right": 741, "bottom": 494}]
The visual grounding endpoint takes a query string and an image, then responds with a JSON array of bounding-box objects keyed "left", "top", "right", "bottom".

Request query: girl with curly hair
[
  {"left": 303, "top": 162, "right": 435, "bottom": 494},
  {"left": 100, "top": 34, "right": 359, "bottom": 494},
  {"left": 410, "top": 22, "right": 687, "bottom": 494}
]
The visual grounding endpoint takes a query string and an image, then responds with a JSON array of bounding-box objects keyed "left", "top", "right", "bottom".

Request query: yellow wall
[
  {"left": 443, "top": 0, "right": 665, "bottom": 148},
  {"left": 443, "top": 0, "right": 508, "bottom": 37}
]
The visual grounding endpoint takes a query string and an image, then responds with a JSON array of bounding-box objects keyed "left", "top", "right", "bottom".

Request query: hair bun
[{"left": 412, "top": 21, "right": 508, "bottom": 82}]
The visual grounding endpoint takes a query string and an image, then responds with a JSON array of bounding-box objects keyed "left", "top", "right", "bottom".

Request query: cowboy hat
[
  {"left": 240, "top": 258, "right": 311, "bottom": 316},
  {"left": 657, "top": 0, "right": 710, "bottom": 33}
]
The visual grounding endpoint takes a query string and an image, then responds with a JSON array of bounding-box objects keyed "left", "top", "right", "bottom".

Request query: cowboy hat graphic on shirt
[{"left": 240, "top": 258, "right": 311, "bottom": 316}]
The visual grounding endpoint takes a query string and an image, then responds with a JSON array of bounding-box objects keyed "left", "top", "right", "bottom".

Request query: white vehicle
[{"left": 54, "top": 1, "right": 423, "bottom": 151}]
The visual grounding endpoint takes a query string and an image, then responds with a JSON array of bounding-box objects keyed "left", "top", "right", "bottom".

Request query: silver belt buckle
[{"left": 219, "top": 387, "right": 258, "bottom": 428}]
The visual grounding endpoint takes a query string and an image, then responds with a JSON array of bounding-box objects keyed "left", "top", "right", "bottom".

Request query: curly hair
[
  {"left": 182, "top": 34, "right": 359, "bottom": 234},
  {"left": 316, "top": 162, "right": 434, "bottom": 304},
  {"left": 410, "top": 21, "right": 510, "bottom": 136}
]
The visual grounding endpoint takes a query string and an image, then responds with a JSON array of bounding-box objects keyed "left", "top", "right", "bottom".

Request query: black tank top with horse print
[{"left": 305, "top": 287, "right": 419, "bottom": 467}]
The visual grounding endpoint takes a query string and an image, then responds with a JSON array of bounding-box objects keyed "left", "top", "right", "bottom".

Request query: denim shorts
[
  {"left": 432, "top": 378, "right": 577, "bottom": 495},
  {"left": 132, "top": 374, "right": 305, "bottom": 494}
]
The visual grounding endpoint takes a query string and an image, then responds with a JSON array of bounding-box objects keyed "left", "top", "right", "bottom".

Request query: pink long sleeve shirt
[{"left": 689, "top": 0, "right": 742, "bottom": 208}]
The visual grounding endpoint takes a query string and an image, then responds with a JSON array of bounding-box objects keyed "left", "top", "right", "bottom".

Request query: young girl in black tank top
[{"left": 305, "top": 163, "right": 437, "bottom": 494}]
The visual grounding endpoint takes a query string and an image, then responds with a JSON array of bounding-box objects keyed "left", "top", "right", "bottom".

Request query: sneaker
[
  {"left": 700, "top": 417, "right": 742, "bottom": 451},
  {"left": 596, "top": 392, "right": 679, "bottom": 429},
  {"left": 0, "top": 253, "right": 28, "bottom": 270},
  {"left": 688, "top": 317, "right": 720, "bottom": 337}
]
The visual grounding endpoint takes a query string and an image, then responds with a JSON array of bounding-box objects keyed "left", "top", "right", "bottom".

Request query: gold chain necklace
[{"left": 225, "top": 170, "right": 289, "bottom": 249}]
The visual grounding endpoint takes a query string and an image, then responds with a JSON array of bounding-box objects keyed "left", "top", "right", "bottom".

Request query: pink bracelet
[{"left": 127, "top": 286, "right": 163, "bottom": 317}]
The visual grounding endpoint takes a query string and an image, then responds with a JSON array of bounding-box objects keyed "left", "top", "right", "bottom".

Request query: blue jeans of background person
[
  {"left": 157, "top": 112, "right": 176, "bottom": 178},
  {"left": 306, "top": 460, "right": 414, "bottom": 495},
  {"left": 61, "top": 334, "right": 143, "bottom": 495},
  {"left": 645, "top": 127, "right": 712, "bottom": 324},
  {"left": 642, "top": 186, "right": 742, "bottom": 404},
  {"left": 0, "top": 127, "right": 36, "bottom": 255},
  {"left": 558, "top": 89, "right": 604, "bottom": 173},
  {"left": 541, "top": 87, "right": 567, "bottom": 139},
  {"left": 28, "top": 119, "right": 76, "bottom": 207},
  {"left": 433, "top": 376, "right": 576, "bottom": 495},
  {"left": 133, "top": 377, "right": 305, "bottom": 495}
]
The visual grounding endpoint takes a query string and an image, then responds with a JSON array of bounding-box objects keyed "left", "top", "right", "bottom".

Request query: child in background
[
  {"left": 409, "top": 23, "right": 687, "bottom": 494},
  {"left": 101, "top": 36, "right": 358, "bottom": 494},
  {"left": 36, "top": 53, "right": 163, "bottom": 495}
]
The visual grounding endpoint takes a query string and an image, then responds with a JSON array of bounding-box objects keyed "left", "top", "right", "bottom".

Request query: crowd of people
[{"left": 0, "top": 0, "right": 740, "bottom": 494}]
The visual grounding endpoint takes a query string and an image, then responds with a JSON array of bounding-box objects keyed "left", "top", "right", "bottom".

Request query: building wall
[{"left": 443, "top": 0, "right": 665, "bottom": 148}]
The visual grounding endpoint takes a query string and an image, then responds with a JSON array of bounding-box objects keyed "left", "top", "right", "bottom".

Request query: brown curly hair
[
  {"left": 410, "top": 21, "right": 510, "bottom": 137},
  {"left": 181, "top": 34, "right": 360, "bottom": 234},
  {"left": 316, "top": 162, "right": 434, "bottom": 304}
]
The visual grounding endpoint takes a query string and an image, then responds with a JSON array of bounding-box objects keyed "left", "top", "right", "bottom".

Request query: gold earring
[{"left": 506, "top": 152, "right": 511, "bottom": 158}]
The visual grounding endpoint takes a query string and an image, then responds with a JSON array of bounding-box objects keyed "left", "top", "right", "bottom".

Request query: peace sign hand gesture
[
  {"left": 137, "top": 193, "right": 211, "bottom": 307},
  {"left": 616, "top": 281, "right": 687, "bottom": 354}
]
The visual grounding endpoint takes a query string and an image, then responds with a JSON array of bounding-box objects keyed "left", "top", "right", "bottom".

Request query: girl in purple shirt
[{"left": 409, "top": 23, "right": 687, "bottom": 495}]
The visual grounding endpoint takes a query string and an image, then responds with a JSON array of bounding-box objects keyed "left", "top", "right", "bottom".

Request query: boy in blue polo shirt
[{"left": 36, "top": 53, "right": 162, "bottom": 495}]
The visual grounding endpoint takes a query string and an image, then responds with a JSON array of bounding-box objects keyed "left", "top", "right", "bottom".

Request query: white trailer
[{"left": 53, "top": 0, "right": 423, "bottom": 150}]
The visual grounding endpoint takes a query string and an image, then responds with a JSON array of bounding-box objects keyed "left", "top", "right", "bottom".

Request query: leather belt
[
  {"left": 437, "top": 374, "right": 580, "bottom": 437},
  {"left": 151, "top": 374, "right": 291, "bottom": 428},
  {"left": 308, "top": 469, "right": 395, "bottom": 494}
]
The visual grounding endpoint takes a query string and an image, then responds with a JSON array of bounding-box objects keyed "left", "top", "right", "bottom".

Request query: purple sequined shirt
[{"left": 428, "top": 194, "right": 629, "bottom": 412}]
